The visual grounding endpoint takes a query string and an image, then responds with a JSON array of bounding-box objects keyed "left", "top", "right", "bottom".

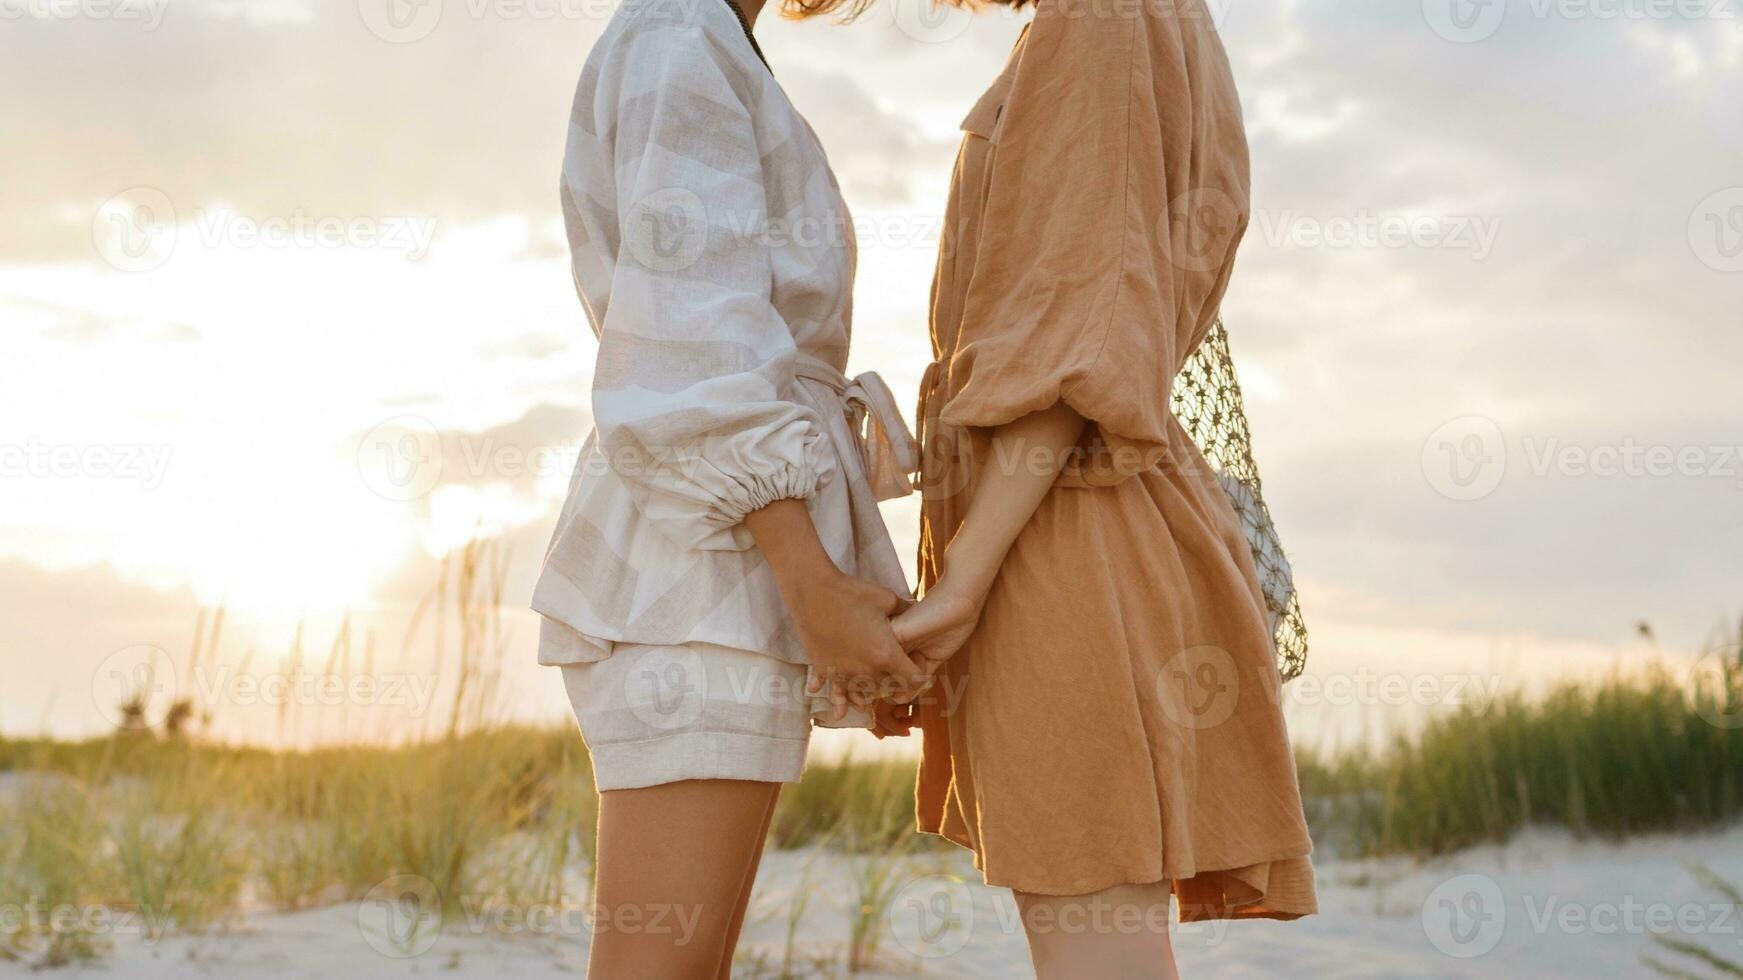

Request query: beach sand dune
[{"left": 20, "top": 824, "right": 1740, "bottom": 979}]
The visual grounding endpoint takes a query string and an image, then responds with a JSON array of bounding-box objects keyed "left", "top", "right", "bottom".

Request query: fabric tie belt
[{"left": 793, "top": 354, "right": 919, "bottom": 501}]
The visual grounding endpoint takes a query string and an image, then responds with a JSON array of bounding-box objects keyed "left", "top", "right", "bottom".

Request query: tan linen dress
[{"left": 912, "top": 0, "right": 1318, "bottom": 920}]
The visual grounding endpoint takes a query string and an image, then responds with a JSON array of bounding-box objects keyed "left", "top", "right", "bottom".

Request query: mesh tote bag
[{"left": 1172, "top": 319, "right": 1308, "bottom": 681}]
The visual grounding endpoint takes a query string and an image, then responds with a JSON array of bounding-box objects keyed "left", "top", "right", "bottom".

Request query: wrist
[
  {"left": 929, "top": 558, "right": 993, "bottom": 613},
  {"left": 786, "top": 563, "right": 853, "bottom": 618}
]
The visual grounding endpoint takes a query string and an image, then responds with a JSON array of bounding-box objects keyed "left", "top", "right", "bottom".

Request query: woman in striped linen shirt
[{"left": 530, "top": 0, "right": 919, "bottom": 971}]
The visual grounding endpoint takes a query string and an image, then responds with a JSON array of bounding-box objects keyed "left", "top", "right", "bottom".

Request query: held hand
[
  {"left": 866, "top": 696, "right": 917, "bottom": 739},
  {"left": 889, "top": 578, "right": 983, "bottom": 702},
  {"left": 741, "top": 500, "right": 927, "bottom": 720},
  {"left": 792, "top": 571, "right": 928, "bottom": 719}
]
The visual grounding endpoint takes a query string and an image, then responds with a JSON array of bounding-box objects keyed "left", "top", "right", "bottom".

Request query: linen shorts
[{"left": 561, "top": 642, "right": 815, "bottom": 791}]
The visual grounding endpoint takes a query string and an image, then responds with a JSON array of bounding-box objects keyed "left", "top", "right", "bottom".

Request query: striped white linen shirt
[{"left": 532, "top": 0, "right": 916, "bottom": 669}]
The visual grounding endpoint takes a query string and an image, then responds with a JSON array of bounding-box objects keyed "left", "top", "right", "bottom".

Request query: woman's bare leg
[
  {"left": 1015, "top": 881, "right": 1179, "bottom": 980},
  {"left": 589, "top": 779, "right": 782, "bottom": 978},
  {"left": 713, "top": 787, "right": 778, "bottom": 979}
]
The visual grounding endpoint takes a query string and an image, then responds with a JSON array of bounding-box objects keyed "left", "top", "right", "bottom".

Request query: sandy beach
[{"left": 16, "top": 823, "right": 1739, "bottom": 979}]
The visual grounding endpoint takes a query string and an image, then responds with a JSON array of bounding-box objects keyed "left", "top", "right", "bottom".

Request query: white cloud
[{"left": 3, "top": 0, "right": 1740, "bottom": 742}]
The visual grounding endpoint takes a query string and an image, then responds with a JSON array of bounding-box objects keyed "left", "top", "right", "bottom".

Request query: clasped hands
[{"left": 793, "top": 567, "right": 984, "bottom": 733}]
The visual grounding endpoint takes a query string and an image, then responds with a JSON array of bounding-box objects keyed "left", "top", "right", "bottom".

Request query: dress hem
[{"left": 914, "top": 821, "right": 1318, "bottom": 921}]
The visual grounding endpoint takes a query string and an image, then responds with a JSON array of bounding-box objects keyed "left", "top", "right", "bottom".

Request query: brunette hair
[
  {"left": 779, "top": 0, "right": 875, "bottom": 19},
  {"left": 782, "top": 0, "right": 1035, "bottom": 22}
]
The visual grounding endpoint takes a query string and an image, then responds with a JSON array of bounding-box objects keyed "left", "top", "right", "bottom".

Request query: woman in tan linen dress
[{"left": 885, "top": 0, "right": 1317, "bottom": 969}]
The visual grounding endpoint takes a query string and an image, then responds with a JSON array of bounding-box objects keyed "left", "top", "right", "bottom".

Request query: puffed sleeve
[
  {"left": 587, "top": 25, "right": 827, "bottom": 551},
  {"left": 938, "top": 0, "right": 1251, "bottom": 483}
]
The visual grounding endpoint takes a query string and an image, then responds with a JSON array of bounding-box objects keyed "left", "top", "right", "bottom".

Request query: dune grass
[
  {"left": 5, "top": 645, "right": 1736, "bottom": 966},
  {"left": 1298, "top": 641, "right": 1743, "bottom": 857},
  {"left": 3, "top": 541, "right": 1739, "bottom": 969}
]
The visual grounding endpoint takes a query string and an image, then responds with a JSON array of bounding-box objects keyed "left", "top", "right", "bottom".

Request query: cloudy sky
[{"left": 2, "top": 0, "right": 1740, "bottom": 749}]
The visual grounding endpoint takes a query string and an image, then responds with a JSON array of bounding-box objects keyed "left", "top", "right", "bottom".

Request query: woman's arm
[
  {"left": 588, "top": 28, "right": 827, "bottom": 553},
  {"left": 891, "top": 400, "right": 1087, "bottom": 682},
  {"left": 744, "top": 499, "right": 925, "bottom": 717},
  {"left": 584, "top": 35, "right": 923, "bottom": 717}
]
